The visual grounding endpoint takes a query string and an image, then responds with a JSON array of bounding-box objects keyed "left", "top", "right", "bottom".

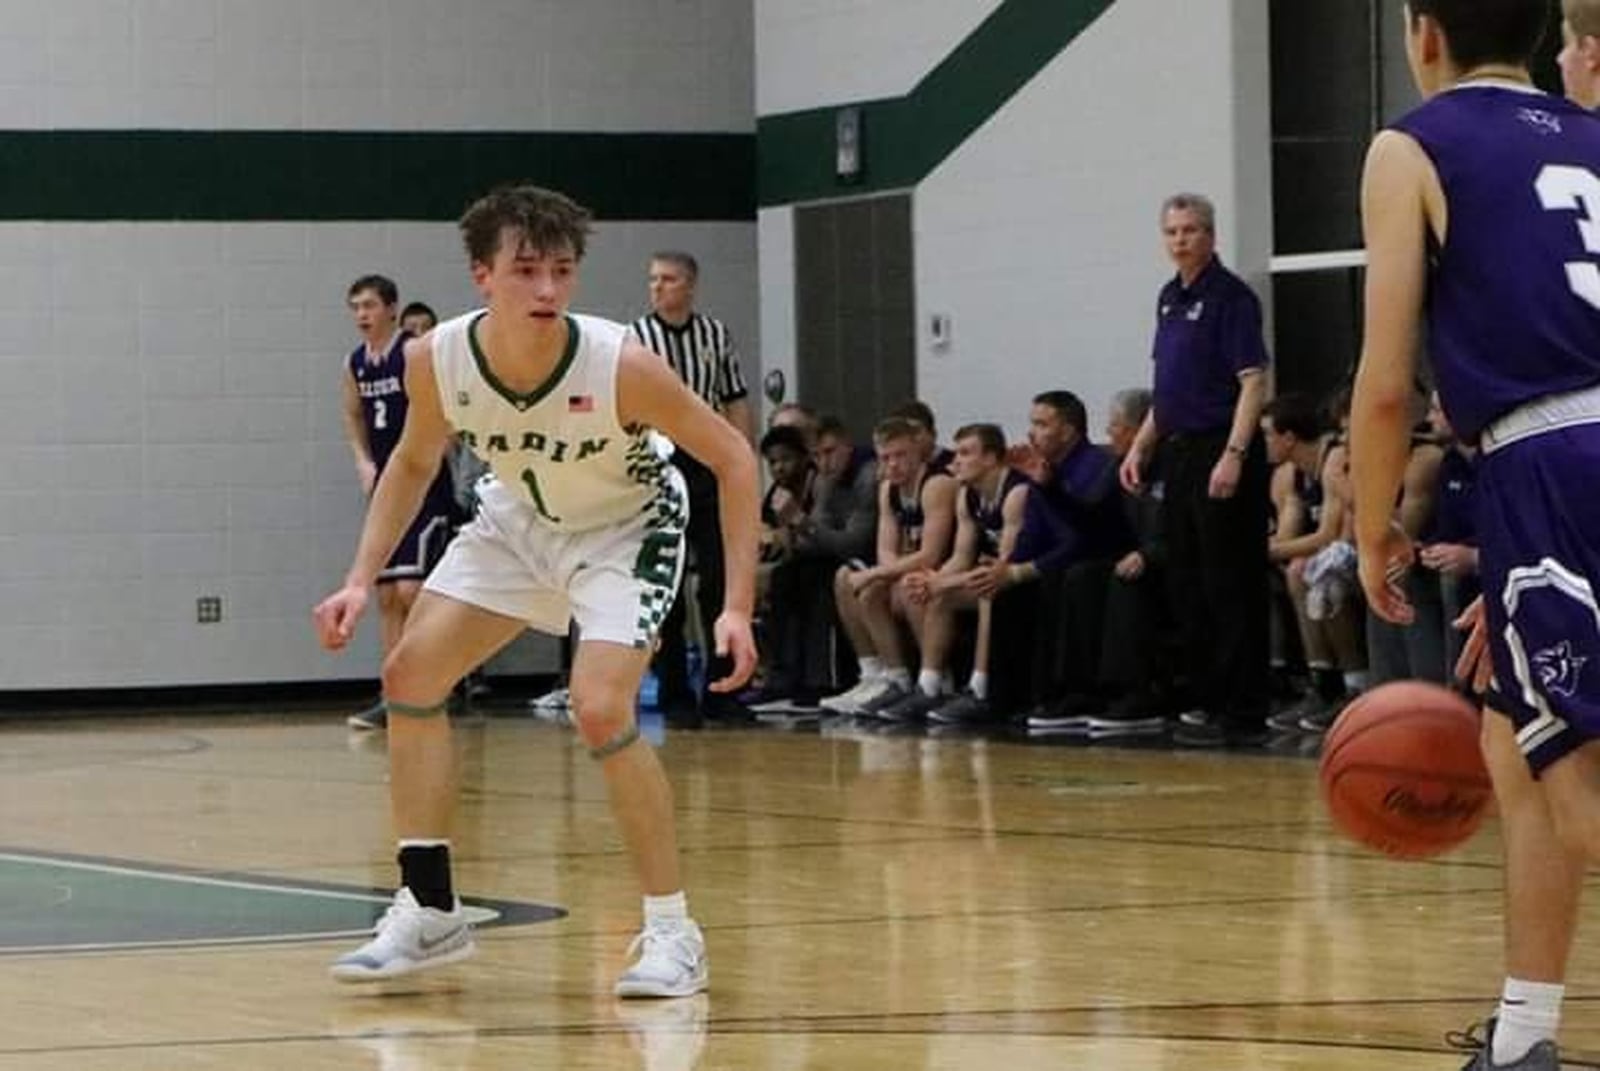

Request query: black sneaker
[
  {"left": 928, "top": 691, "right": 996, "bottom": 724},
  {"left": 1024, "top": 694, "right": 1102, "bottom": 733},
  {"left": 1268, "top": 693, "right": 1328, "bottom": 733},
  {"left": 877, "top": 689, "right": 946, "bottom": 722},
  {"left": 1176, "top": 715, "right": 1267, "bottom": 748},
  {"left": 1087, "top": 710, "right": 1167, "bottom": 738},
  {"left": 702, "top": 693, "right": 754, "bottom": 723},
  {"left": 1297, "top": 703, "right": 1340, "bottom": 735},
  {"left": 857, "top": 680, "right": 913, "bottom": 719},
  {"left": 1102, "top": 686, "right": 1172, "bottom": 719}
]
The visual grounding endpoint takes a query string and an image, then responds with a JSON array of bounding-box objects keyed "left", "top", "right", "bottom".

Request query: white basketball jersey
[{"left": 431, "top": 310, "right": 676, "bottom": 532}]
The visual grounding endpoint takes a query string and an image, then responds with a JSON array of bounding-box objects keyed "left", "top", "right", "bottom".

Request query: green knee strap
[
  {"left": 588, "top": 723, "right": 642, "bottom": 761},
  {"left": 385, "top": 698, "right": 450, "bottom": 719}
]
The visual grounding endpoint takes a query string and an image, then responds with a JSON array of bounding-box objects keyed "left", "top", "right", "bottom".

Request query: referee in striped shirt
[{"left": 633, "top": 251, "right": 754, "bottom": 724}]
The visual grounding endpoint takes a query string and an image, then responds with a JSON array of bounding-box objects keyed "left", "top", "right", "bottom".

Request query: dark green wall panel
[{"left": 0, "top": 130, "right": 755, "bottom": 221}]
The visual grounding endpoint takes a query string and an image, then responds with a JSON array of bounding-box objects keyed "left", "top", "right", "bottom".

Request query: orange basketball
[{"left": 1319, "top": 681, "right": 1492, "bottom": 859}]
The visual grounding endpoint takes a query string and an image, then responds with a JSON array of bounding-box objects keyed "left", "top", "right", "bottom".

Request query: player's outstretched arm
[
  {"left": 313, "top": 336, "right": 453, "bottom": 650},
  {"left": 1351, "top": 129, "right": 1433, "bottom": 625},
  {"left": 617, "top": 339, "right": 760, "bottom": 689}
]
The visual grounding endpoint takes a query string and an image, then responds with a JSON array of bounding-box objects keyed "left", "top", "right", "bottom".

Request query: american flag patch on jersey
[{"left": 568, "top": 394, "right": 594, "bottom": 412}]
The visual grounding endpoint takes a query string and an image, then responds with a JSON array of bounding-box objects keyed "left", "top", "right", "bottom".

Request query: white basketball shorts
[{"left": 423, "top": 474, "right": 687, "bottom": 648}]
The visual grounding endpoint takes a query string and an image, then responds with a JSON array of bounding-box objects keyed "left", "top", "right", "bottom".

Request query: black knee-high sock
[{"left": 398, "top": 844, "right": 454, "bottom": 910}]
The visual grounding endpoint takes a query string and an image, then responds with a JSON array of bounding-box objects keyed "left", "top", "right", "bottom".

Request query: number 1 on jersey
[
  {"left": 1537, "top": 164, "right": 1600, "bottom": 311},
  {"left": 521, "top": 468, "right": 561, "bottom": 524}
]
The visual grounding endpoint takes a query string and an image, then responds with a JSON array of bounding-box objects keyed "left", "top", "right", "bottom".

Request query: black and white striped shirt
[{"left": 630, "top": 311, "right": 748, "bottom": 408}]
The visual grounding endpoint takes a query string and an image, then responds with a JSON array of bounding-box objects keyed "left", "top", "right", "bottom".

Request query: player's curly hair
[{"left": 459, "top": 184, "right": 593, "bottom": 266}]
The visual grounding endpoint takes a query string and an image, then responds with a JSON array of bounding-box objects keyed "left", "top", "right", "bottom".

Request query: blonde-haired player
[{"left": 1560, "top": 0, "right": 1600, "bottom": 107}]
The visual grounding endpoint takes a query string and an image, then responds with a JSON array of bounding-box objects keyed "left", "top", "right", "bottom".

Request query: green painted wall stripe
[
  {"left": 758, "top": 0, "right": 1116, "bottom": 207},
  {"left": 0, "top": 130, "right": 755, "bottom": 222}
]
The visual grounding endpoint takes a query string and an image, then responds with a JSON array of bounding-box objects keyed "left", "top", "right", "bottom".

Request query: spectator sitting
[
  {"left": 758, "top": 425, "right": 816, "bottom": 566},
  {"left": 820, "top": 417, "right": 958, "bottom": 716},
  {"left": 747, "top": 415, "right": 881, "bottom": 707},
  {"left": 1417, "top": 390, "right": 1479, "bottom": 674},
  {"left": 990, "top": 391, "right": 1135, "bottom": 727},
  {"left": 1259, "top": 392, "right": 1369, "bottom": 735},
  {"left": 891, "top": 399, "right": 955, "bottom": 474},
  {"left": 768, "top": 401, "right": 820, "bottom": 449},
  {"left": 1082, "top": 387, "right": 1178, "bottom": 737},
  {"left": 749, "top": 425, "right": 821, "bottom": 707},
  {"left": 1363, "top": 386, "right": 1447, "bottom": 687},
  {"left": 873, "top": 423, "right": 1030, "bottom": 723},
  {"left": 813, "top": 414, "right": 876, "bottom": 490}
]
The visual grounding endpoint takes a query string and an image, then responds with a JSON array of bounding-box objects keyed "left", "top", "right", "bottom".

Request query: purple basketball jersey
[
  {"left": 1393, "top": 85, "right": 1600, "bottom": 769},
  {"left": 347, "top": 330, "right": 458, "bottom": 580},
  {"left": 349, "top": 332, "right": 413, "bottom": 470},
  {"left": 1391, "top": 85, "right": 1600, "bottom": 440}
]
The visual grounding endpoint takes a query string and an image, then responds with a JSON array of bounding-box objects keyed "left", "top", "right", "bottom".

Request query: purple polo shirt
[
  {"left": 1151, "top": 257, "right": 1269, "bottom": 435},
  {"left": 1013, "top": 439, "right": 1133, "bottom": 573},
  {"left": 1421, "top": 445, "right": 1477, "bottom": 547}
]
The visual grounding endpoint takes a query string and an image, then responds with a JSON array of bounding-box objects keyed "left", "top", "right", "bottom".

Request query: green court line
[{"left": 758, "top": 0, "right": 1117, "bottom": 206}]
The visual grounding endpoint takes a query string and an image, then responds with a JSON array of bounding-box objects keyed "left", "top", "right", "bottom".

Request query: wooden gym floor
[{"left": 1, "top": 708, "right": 1598, "bottom": 1070}]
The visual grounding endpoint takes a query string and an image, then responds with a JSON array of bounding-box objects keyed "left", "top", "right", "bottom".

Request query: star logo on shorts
[
  {"left": 456, "top": 391, "right": 470, "bottom": 406},
  {"left": 1532, "top": 640, "right": 1587, "bottom": 699}
]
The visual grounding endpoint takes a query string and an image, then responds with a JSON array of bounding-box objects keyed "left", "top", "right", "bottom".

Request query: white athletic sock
[
  {"left": 1344, "top": 670, "right": 1370, "bottom": 692},
  {"left": 883, "top": 667, "right": 911, "bottom": 689},
  {"left": 1494, "top": 978, "right": 1563, "bottom": 1064},
  {"left": 643, "top": 891, "right": 689, "bottom": 927},
  {"left": 858, "top": 657, "right": 884, "bottom": 681},
  {"left": 916, "top": 669, "right": 943, "bottom": 698},
  {"left": 968, "top": 672, "right": 989, "bottom": 700}
]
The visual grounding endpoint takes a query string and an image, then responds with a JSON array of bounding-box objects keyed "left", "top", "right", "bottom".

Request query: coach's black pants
[
  {"left": 1161, "top": 431, "right": 1270, "bottom": 724},
  {"left": 653, "top": 453, "right": 729, "bottom": 707},
  {"left": 764, "top": 553, "right": 847, "bottom": 696},
  {"left": 989, "top": 558, "right": 1113, "bottom": 716}
]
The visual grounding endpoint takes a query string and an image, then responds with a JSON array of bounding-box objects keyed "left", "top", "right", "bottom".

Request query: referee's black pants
[
  {"left": 1161, "top": 431, "right": 1270, "bottom": 725},
  {"left": 653, "top": 452, "right": 728, "bottom": 709}
]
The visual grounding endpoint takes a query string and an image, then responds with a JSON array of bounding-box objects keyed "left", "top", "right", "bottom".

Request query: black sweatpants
[
  {"left": 1160, "top": 431, "right": 1270, "bottom": 723},
  {"left": 653, "top": 453, "right": 728, "bottom": 706},
  {"left": 989, "top": 558, "right": 1113, "bottom": 716},
  {"left": 765, "top": 553, "right": 846, "bottom": 695}
]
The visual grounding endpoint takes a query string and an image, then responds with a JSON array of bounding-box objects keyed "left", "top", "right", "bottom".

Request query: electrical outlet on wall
[{"left": 196, "top": 596, "right": 222, "bottom": 624}]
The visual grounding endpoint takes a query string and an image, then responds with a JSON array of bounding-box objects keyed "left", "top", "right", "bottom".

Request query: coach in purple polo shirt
[{"left": 1120, "top": 193, "right": 1271, "bottom": 744}]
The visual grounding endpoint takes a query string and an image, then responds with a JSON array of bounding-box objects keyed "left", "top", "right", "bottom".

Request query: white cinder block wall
[
  {"left": 0, "top": 0, "right": 757, "bottom": 690},
  {"left": 753, "top": 0, "right": 1004, "bottom": 408},
  {"left": 755, "top": 0, "right": 1273, "bottom": 442}
]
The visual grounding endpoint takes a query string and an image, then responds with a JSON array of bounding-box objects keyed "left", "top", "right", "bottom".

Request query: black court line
[
  {"left": 5, "top": 1004, "right": 1597, "bottom": 1065},
  {"left": 477, "top": 882, "right": 1508, "bottom": 947}
]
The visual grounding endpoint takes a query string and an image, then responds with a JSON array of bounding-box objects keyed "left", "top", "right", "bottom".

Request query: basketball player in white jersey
[{"left": 312, "top": 185, "right": 759, "bottom": 997}]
